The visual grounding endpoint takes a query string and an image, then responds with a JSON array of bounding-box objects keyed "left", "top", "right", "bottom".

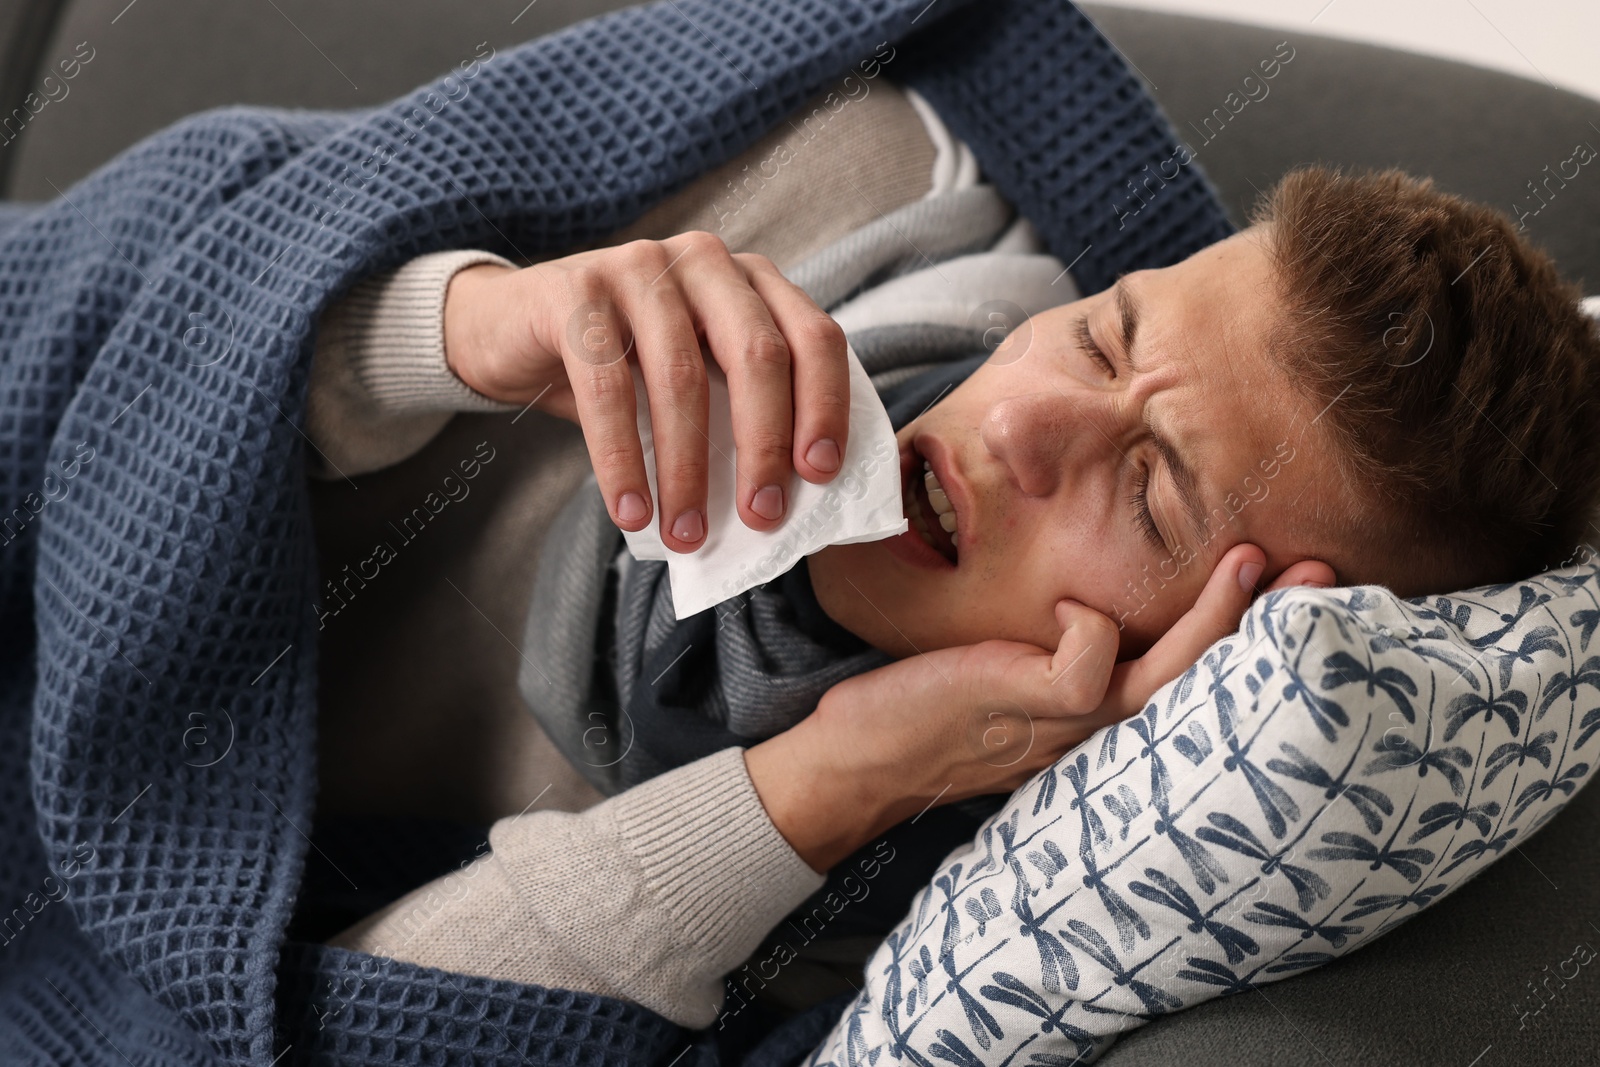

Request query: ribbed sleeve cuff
[
  {"left": 615, "top": 747, "right": 827, "bottom": 974},
  {"left": 331, "top": 249, "right": 524, "bottom": 414}
]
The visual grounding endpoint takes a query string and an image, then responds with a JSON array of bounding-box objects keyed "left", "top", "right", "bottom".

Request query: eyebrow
[
  {"left": 1111, "top": 276, "right": 1211, "bottom": 546},
  {"left": 1114, "top": 277, "right": 1142, "bottom": 373}
]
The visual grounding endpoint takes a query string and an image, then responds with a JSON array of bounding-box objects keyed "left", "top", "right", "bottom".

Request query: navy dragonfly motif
[{"left": 808, "top": 569, "right": 1600, "bottom": 1066}]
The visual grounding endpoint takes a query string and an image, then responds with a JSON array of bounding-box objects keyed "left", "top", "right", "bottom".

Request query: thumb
[{"left": 1103, "top": 542, "right": 1264, "bottom": 717}]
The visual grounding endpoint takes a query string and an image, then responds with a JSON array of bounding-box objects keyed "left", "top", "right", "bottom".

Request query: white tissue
[{"left": 619, "top": 342, "right": 907, "bottom": 620}]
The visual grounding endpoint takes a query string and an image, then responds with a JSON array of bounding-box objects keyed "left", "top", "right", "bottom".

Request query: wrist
[
  {"left": 442, "top": 262, "right": 518, "bottom": 400},
  {"left": 743, "top": 715, "right": 893, "bottom": 874}
]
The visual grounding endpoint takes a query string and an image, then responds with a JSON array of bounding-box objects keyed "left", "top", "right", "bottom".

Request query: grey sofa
[{"left": 5, "top": 2, "right": 1597, "bottom": 1064}]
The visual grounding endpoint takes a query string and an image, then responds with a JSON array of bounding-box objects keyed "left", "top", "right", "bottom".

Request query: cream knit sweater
[{"left": 308, "top": 83, "right": 947, "bottom": 1027}]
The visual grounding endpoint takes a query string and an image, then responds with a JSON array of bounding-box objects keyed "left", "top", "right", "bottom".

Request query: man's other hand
[{"left": 745, "top": 543, "right": 1330, "bottom": 872}]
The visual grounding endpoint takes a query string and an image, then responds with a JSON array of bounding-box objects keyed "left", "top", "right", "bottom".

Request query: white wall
[{"left": 1087, "top": 0, "right": 1600, "bottom": 103}]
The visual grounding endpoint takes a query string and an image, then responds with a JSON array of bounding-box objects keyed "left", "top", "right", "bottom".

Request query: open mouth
[{"left": 904, "top": 451, "right": 960, "bottom": 565}]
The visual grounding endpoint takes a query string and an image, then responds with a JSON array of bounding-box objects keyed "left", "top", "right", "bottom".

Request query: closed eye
[
  {"left": 1129, "top": 465, "right": 1166, "bottom": 552},
  {"left": 1075, "top": 315, "right": 1115, "bottom": 377}
]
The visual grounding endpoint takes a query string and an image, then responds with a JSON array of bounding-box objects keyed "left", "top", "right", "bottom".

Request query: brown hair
[{"left": 1251, "top": 164, "right": 1600, "bottom": 595}]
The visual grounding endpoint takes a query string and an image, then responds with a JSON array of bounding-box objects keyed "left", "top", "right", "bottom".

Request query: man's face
[{"left": 807, "top": 226, "right": 1346, "bottom": 658}]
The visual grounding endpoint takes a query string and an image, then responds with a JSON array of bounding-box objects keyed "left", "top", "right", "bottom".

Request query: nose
[{"left": 982, "top": 389, "right": 1117, "bottom": 498}]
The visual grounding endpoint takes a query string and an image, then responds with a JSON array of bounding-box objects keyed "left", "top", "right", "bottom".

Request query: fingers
[
  {"left": 1103, "top": 542, "right": 1265, "bottom": 717},
  {"left": 1265, "top": 558, "right": 1336, "bottom": 591},
  {"left": 1042, "top": 598, "right": 1121, "bottom": 711},
  {"left": 661, "top": 234, "right": 852, "bottom": 534},
  {"left": 1010, "top": 601, "right": 1122, "bottom": 766},
  {"left": 560, "top": 292, "right": 659, "bottom": 537},
  {"left": 564, "top": 230, "right": 853, "bottom": 549},
  {"left": 736, "top": 253, "right": 850, "bottom": 485},
  {"left": 614, "top": 259, "right": 711, "bottom": 553},
  {"left": 1009, "top": 553, "right": 1339, "bottom": 767},
  {"left": 669, "top": 235, "right": 796, "bottom": 532},
  {"left": 975, "top": 599, "right": 1119, "bottom": 721}
]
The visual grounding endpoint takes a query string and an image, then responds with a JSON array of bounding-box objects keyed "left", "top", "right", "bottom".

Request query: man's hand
[
  {"left": 745, "top": 543, "right": 1328, "bottom": 872},
  {"left": 442, "top": 232, "right": 851, "bottom": 553}
]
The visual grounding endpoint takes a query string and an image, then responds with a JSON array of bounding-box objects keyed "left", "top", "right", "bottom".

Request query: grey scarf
[{"left": 519, "top": 184, "right": 1055, "bottom": 794}]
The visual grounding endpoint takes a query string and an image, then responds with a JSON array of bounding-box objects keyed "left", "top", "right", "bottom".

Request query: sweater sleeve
[
  {"left": 304, "top": 249, "right": 522, "bottom": 480},
  {"left": 326, "top": 746, "right": 826, "bottom": 1029}
]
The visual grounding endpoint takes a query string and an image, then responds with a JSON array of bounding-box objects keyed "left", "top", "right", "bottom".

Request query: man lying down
[{"left": 308, "top": 81, "right": 1600, "bottom": 1060}]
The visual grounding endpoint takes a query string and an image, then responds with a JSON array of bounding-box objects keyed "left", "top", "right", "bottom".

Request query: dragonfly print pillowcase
[{"left": 806, "top": 567, "right": 1600, "bottom": 1066}]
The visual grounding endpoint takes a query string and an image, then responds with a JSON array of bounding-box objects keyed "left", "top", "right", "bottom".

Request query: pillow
[{"left": 803, "top": 563, "right": 1600, "bottom": 1066}]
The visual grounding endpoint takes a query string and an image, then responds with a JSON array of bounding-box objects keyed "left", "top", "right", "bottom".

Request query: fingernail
[
  {"left": 672, "top": 508, "right": 705, "bottom": 543},
  {"left": 617, "top": 491, "right": 648, "bottom": 524},
  {"left": 1238, "top": 561, "right": 1263, "bottom": 592},
  {"left": 752, "top": 484, "right": 785, "bottom": 521},
  {"left": 806, "top": 438, "right": 841, "bottom": 473},
  {"left": 1304, "top": 580, "right": 1330, "bottom": 589}
]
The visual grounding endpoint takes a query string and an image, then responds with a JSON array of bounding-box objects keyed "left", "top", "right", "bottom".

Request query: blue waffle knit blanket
[{"left": 0, "top": 1, "right": 1230, "bottom": 1064}]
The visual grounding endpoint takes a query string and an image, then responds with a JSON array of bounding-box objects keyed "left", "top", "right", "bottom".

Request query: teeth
[
  {"left": 922, "top": 462, "right": 957, "bottom": 514},
  {"left": 907, "top": 457, "right": 960, "bottom": 561},
  {"left": 920, "top": 459, "right": 960, "bottom": 540},
  {"left": 904, "top": 479, "right": 940, "bottom": 551}
]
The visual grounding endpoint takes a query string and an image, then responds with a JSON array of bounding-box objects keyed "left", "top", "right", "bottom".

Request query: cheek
[
  {"left": 1115, "top": 599, "right": 1188, "bottom": 658},
  {"left": 1096, "top": 551, "right": 1214, "bottom": 655},
  {"left": 983, "top": 567, "right": 1074, "bottom": 649}
]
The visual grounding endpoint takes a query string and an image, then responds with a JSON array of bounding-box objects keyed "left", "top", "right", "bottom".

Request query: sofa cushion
[{"left": 1079, "top": 3, "right": 1600, "bottom": 294}]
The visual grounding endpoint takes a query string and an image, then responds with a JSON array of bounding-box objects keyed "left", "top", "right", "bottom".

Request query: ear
[{"left": 1261, "top": 558, "right": 1337, "bottom": 593}]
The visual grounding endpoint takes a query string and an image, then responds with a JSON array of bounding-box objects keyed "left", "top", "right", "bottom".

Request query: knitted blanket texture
[{"left": 0, "top": 2, "right": 1231, "bottom": 1065}]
